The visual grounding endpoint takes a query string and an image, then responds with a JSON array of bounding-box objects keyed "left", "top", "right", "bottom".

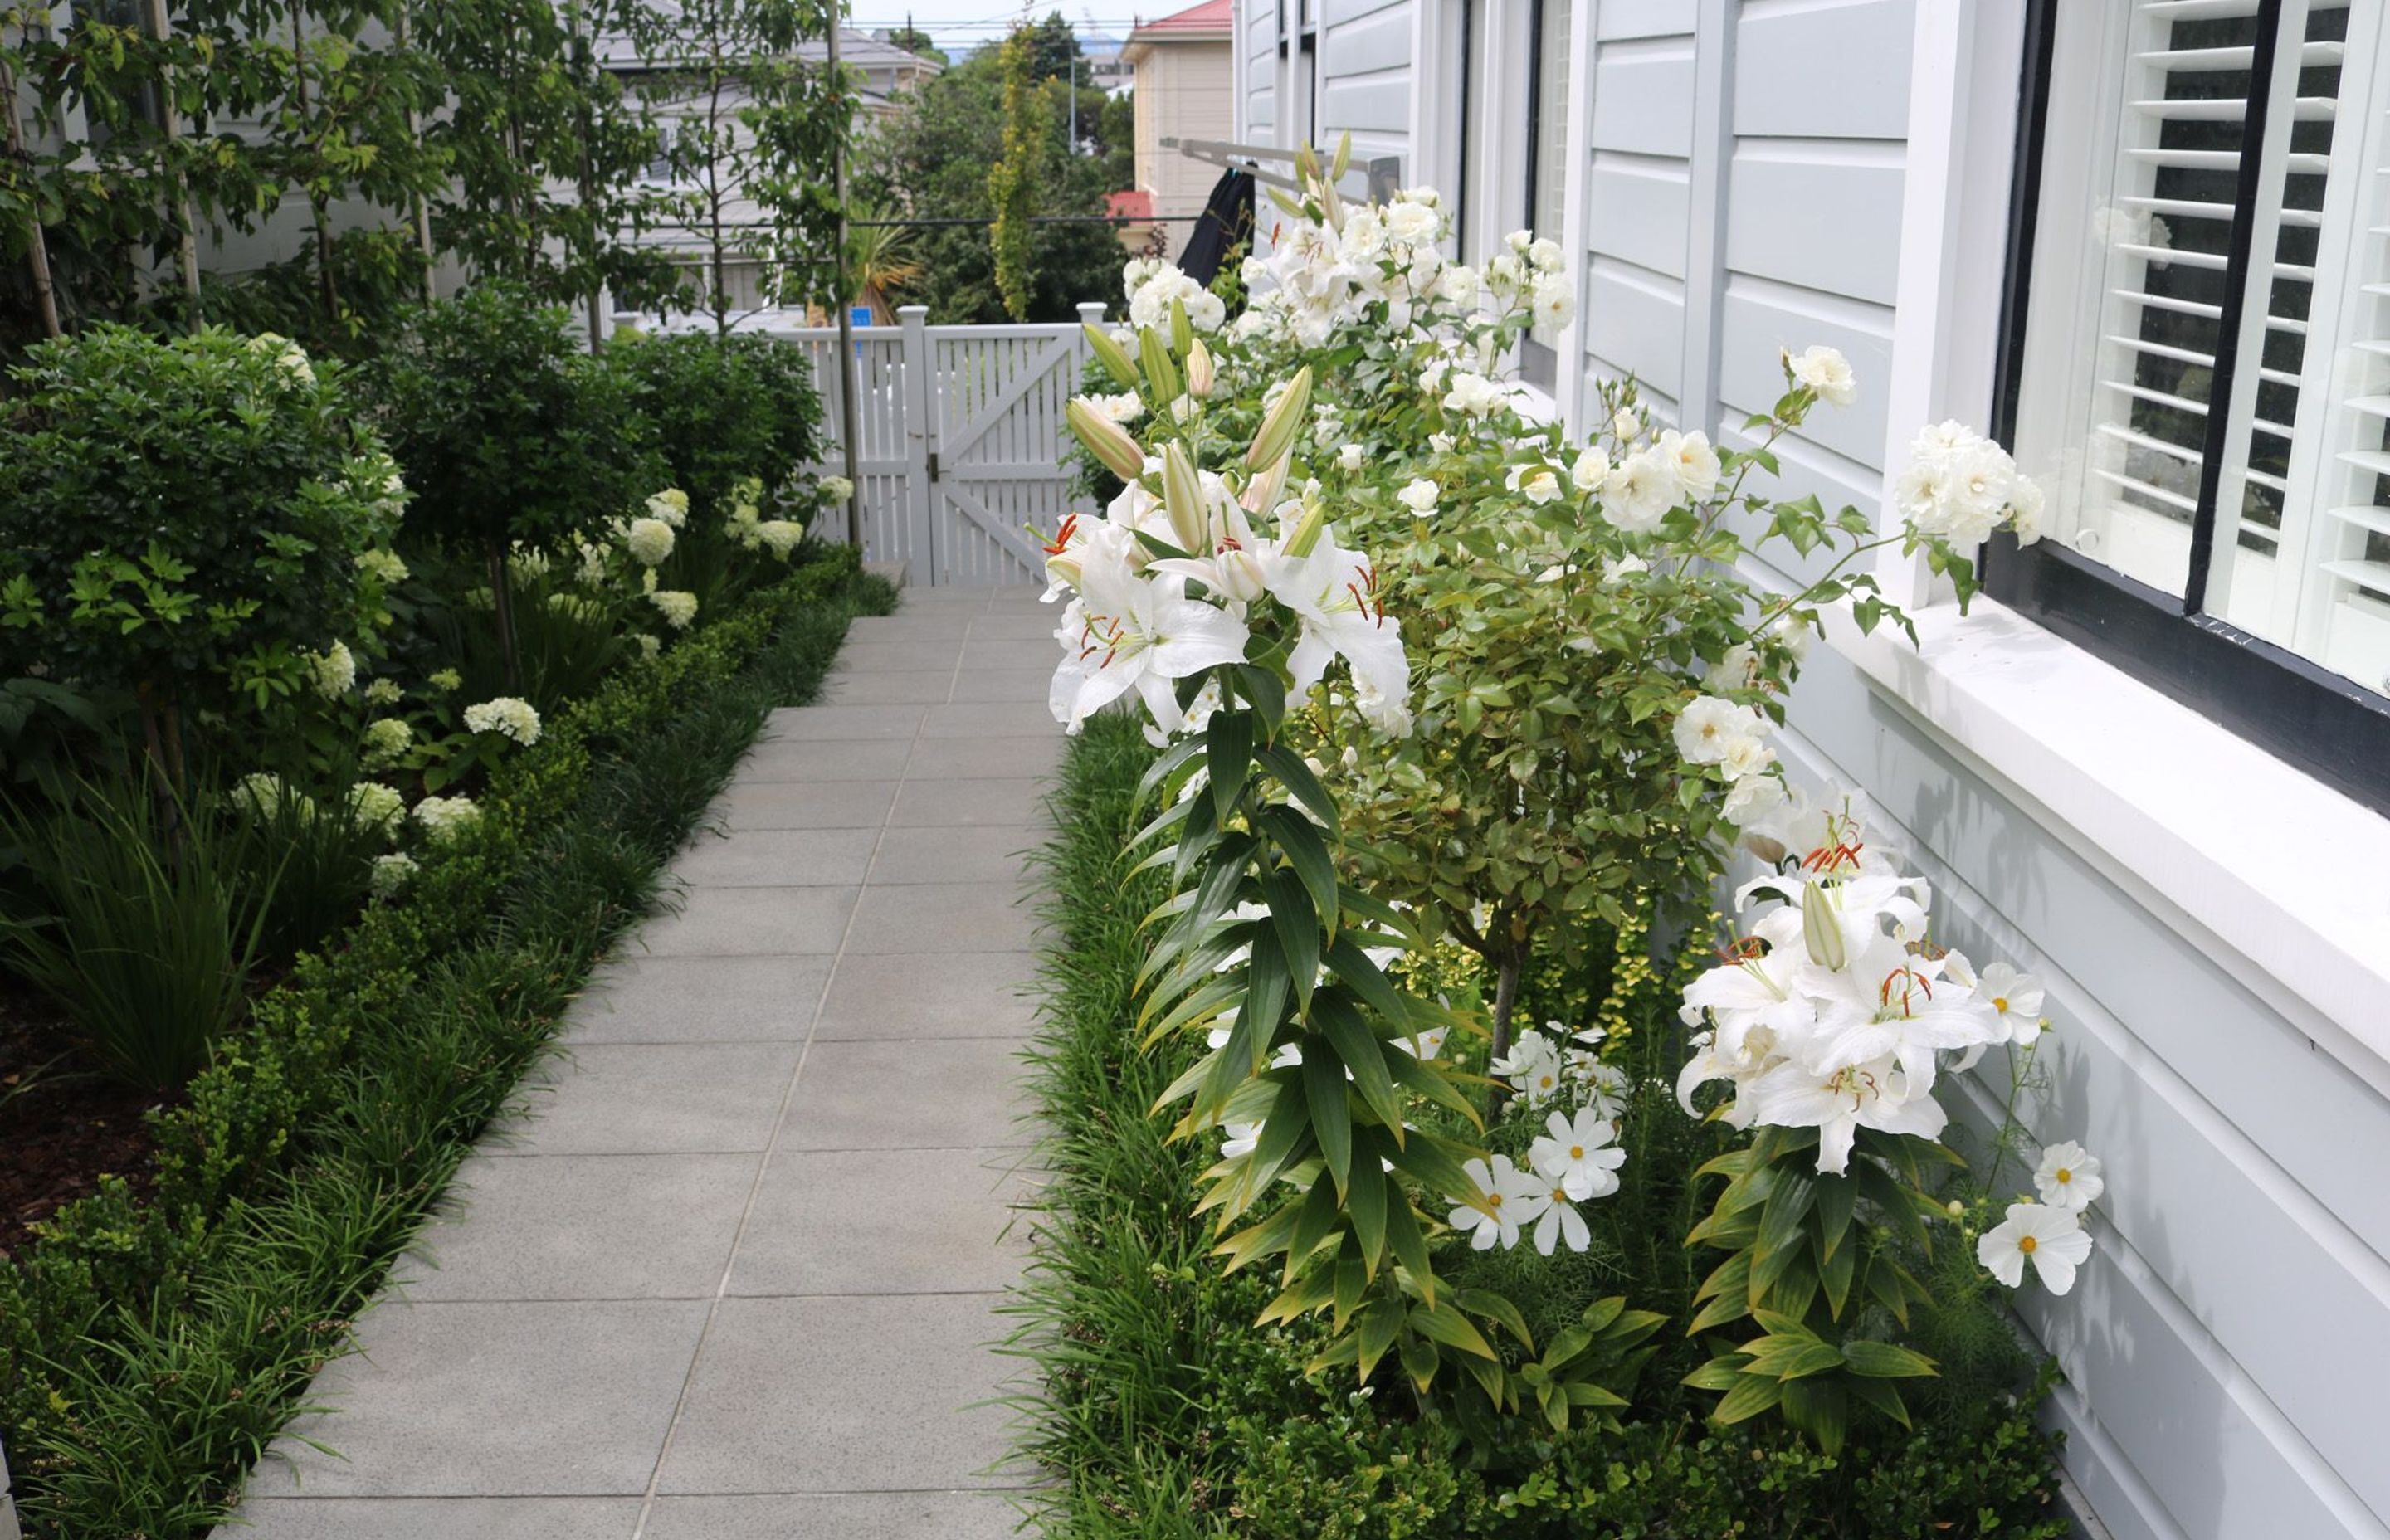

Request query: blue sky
[{"left": 850, "top": 0, "right": 1147, "bottom": 50}]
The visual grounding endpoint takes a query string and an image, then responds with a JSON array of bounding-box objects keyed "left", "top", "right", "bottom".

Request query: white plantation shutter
[{"left": 2018, "top": 0, "right": 2390, "bottom": 699}]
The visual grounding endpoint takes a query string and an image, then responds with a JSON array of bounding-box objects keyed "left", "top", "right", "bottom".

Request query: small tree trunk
[
  {"left": 0, "top": 52, "right": 64, "bottom": 337},
  {"left": 290, "top": 10, "right": 339, "bottom": 329},
  {"left": 394, "top": 2, "right": 437, "bottom": 303},
  {"left": 1487, "top": 948, "right": 1523, "bottom": 1115},
  {"left": 134, "top": 681, "right": 188, "bottom": 865},
  {"left": 487, "top": 543, "right": 521, "bottom": 693},
  {"left": 139, "top": 0, "right": 204, "bottom": 329}
]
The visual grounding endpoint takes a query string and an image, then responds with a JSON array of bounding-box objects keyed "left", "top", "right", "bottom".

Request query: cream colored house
[{"left": 1124, "top": 0, "right": 1236, "bottom": 227}]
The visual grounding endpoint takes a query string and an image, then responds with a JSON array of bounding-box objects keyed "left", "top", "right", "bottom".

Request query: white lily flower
[{"left": 1049, "top": 568, "right": 1252, "bottom": 736}]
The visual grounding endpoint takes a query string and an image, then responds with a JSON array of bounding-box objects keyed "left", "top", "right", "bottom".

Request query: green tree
[
  {"left": 986, "top": 25, "right": 1042, "bottom": 319},
  {"left": 880, "top": 22, "right": 944, "bottom": 64}
]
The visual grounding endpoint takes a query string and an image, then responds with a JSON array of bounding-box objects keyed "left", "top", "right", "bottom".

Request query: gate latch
[{"left": 927, "top": 451, "right": 941, "bottom": 483}]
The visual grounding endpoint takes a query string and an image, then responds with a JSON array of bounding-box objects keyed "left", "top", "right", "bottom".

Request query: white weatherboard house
[{"left": 1232, "top": 2, "right": 2390, "bottom": 1538}]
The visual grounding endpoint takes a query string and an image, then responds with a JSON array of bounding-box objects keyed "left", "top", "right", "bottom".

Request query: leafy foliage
[
  {"left": 608, "top": 329, "right": 822, "bottom": 513},
  {"left": 0, "top": 324, "right": 402, "bottom": 743}
]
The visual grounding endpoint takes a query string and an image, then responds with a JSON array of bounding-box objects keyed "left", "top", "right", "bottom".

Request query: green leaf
[
  {"left": 1814, "top": 1170, "right": 1856, "bottom": 1263},
  {"left": 1256, "top": 743, "right": 1339, "bottom": 834},
  {"left": 1840, "top": 1339, "right": 1938, "bottom": 1379},
  {"left": 1710, "top": 1372, "right": 1784, "bottom": 1425},
  {"left": 1324, "top": 935, "right": 1408, "bottom": 1028},
  {"left": 1344, "top": 1149, "right": 1388, "bottom": 1270},
  {"left": 1313, "top": 992, "right": 1403, "bottom": 1134},
  {"left": 1304, "top": 1048, "right": 1353, "bottom": 1192},
  {"left": 1206, "top": 708, "right": 1253, "bottom": 830},
  {"left": 1260, "top": 868, "right": 1321, "bottom": 1010},
  {"left": 1356, "top": 1298, "right": 1402, "bottom": 1382},
  {"left": 1409, "top": 1301, "right": 1498, "bottom": 1361},
  {"left": 1383, "top": 1193, "right": 1433, "bottom": 1304},
  {"left": 1257, "top": 806, "right": 1340, "bottom": 943}
]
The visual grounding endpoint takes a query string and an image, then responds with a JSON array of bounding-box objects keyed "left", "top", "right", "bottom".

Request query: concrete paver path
[{"left": 234, "top": 585, "right": 1059, "bottom": 1539}]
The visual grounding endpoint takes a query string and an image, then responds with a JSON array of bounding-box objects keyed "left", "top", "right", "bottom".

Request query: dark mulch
[{"left": 0, "top": 986, "right": 165, "bottom": 1259}]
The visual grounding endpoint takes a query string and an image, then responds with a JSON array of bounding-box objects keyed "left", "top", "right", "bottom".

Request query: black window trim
[{"left": 1983, "top": 0, "right": 2390, "bottom": 819}]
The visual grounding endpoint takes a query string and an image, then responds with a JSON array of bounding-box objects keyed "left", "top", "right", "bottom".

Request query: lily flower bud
[
  {"left": 1163, "top": 443, "right": 1207, "bottom": 554},
  {"left": 1138, "top": 326, "right": 1183, "bottom": 406},
  {"left": 1246, "top": 367, "right": 1314, "bottom": 472},
  {"left": 1066, "top": 397, "right": 1149, "bottom": 484},
  {"left": 1800, "top": 880, "right": 1846, "bottom": 972},
  {"left": 1170, "top": 296, "right": 1194, "bottom": 356},
  {"left": 1239, "top": 451, "right": 1289, "bottom": 515},
  {"left": 1187, "top": 337, "right": 1216, "bottom": 399},
  {"left": 1084, "top": 322, "right": 1139, "bottom": 389},
  {"left": 1280, "top": 495, "right": 1326, "bottom": 559}
]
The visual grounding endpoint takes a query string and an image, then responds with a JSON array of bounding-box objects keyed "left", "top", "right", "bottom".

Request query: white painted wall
[{"left": 1226, "top": 2, "right": 2390, "bottom": 1536}]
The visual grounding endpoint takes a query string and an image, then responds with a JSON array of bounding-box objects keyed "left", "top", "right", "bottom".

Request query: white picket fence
[{"left": 760, "top": 303, "right": 1109, "bottom": 586}]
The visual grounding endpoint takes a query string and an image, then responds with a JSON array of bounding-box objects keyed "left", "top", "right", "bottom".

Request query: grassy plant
[
  {"left": 221, "top": 775, "right": 392, "bottom": 962},
  {"left": 0, "top": 774, "right": 277, "bottom": 1092}
]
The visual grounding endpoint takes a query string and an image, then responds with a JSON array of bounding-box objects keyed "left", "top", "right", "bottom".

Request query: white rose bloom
[
  {"left": 1437, "top": 265, "right": 1481, "bottom": 306},
  {"left": 1505, "top": 229, "right": 1533, "bottom": 255},
  {"left": 1673, "top": 694, "right": 1766, "bottom": 766},
  {"left": 1657, "top": 429, "right": 1721, "bottom": 498},
  {"left": 1787, "top": 344, "right": 1858, "bottom": 407},
  {"left": 1723, "top": 772, "right": 1788, "bottom": 825},
  {"left": 1396, "top": 478, "right": 1440, "bottom": 514},
  {"left": 1526, "top": 236, "right": 1563, "bottom": 272},
  {"left": 1337, "top": 442, "right": 1366, "bottom": 471},
  {"left": 1531, "top": 274, "right": 1575, "bottom": 329},
  {"left": 1383, "top": 199, "right": 1440, "bottom": 244},
  {"left": 1612, "top": 409, "right": 1642, "bottom": 443},
  {"left": 1087, "top": 391, "right": 1144, "bottom": 425},
  {"left": 1601, "top": 450, "right": 1683, "bottom": 532},
  {"left": 1507, "top": 463, "right": 1563, "bottom": 505},
  {"left": 1570, "top": 446, "right": 1612, "bottom": 493}
]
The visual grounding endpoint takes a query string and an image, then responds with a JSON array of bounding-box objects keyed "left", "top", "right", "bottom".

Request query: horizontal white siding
[
  {"left": 1582, "top": 17, "right": 1695, "bottom": 424},
  {"left": 1317, "top": 0, "right": 1413, "bottom": 168},
  {"left": 1241, "top": 0, "right": 1277, "bottom": 139}
]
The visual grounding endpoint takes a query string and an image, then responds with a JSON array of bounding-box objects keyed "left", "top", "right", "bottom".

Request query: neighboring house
[
  {"left": 793, "top": 27, "right": 944, "bottom": 120},
  {"left": 1124, "top": 0, "right": 1236, "bottom": 224},
  {"left": 1230, "top": 4, "right": 2390, "bottom": 1540}
]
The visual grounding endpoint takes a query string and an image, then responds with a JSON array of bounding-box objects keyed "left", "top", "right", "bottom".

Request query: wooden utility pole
[
  {"left": 0, "top": 41, "right": 62, "bottom": 336},
  {"left": 826, "top": 10, "right": 861, "bottom": 549},
  {"left": 139, "top": 0, "right": 204, "bottom": 329}
]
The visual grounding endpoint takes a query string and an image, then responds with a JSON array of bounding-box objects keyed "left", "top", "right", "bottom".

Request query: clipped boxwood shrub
[{"left": 0, "top": 324, "right": 404, "bottom": 759}]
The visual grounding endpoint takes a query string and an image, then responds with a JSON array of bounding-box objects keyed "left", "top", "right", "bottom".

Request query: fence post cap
[
  {"left": 896, "top": 304, "right": 931, "bottom": 319},
  {"left": 1076, "top": 300, "right": 1110, "bottom": 323}
]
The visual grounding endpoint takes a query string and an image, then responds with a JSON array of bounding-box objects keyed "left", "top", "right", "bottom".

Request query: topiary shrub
[
  {"left": 0, "top": 324, "right": 405, "bottom": 786},
  {"left": 361, "top": 282, "right": 660, "bottom": 686},
  {"left": 607, "top": 329, "right": 822, "bottom": 514}
]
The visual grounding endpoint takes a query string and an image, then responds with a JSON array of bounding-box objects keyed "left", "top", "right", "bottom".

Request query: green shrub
[
  {"left": 0, "top": 549, "right": 890, "bottom": 1538},
  {"left": 0, "top": 773, "right": 278, "bottom": 1092},
  {"left": 608, "top": 329, "right": 822, "bottom": 514},
  {"left": 0, "top": 324, "right": 405, "bottom": 777},
  {"left": 1012, "top": 724, "right": 2075, "bottom": 1539},
  {"left": 362, "top": 285, "right": 660, "bottom": 684}
]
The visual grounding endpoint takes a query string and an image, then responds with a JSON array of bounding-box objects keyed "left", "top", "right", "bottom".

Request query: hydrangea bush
[{"left": 1046, "top": 144, "right": 2103, "bottom": 1459}]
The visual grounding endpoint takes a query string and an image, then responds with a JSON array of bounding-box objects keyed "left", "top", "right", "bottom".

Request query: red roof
[
  {"left": 1106, "top": 189, "right": 1155, "bottom": 219},
  {"left": 1135, "top": 0, "right": 1232, "bottom": 33}
]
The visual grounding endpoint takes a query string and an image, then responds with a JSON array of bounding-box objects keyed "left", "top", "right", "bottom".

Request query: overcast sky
[{"left": 850, "top": 0, "right": 1153, "bottom": 49}]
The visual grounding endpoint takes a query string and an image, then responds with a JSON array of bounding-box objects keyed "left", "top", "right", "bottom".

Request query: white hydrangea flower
[
  {"left": 636, "top": 634, "right": 662, "bottom": 659},
  {"left": 412, "top": 794, "right": 481, "bottom": 846},
  {"left": 369, "top": 851, "right": 418, "bottom": 901},
  {"left": 229, "top": 771, "right": 298, "bottom": 821},
  {"left": 819, "top": 475, "right": 855, "bottom": 503},
  {"left": 363, "top": 678, "right": 403, "bottom": 707},
  {"left": 754, "top": 519, "right": 805, "bottom": 558},
  {"left": 428, "top": 668, "right": 462, "bottom": 694},
  {"left": 649, "top": 589, "right": 700, "bottom": 631},
  {"left": 347, "top": 780, "right": 405, "bottom": 836},
  {"left": 646, "top": 489, "right": 690, "bottom": 527},
  {"left": 624, "top": 516, "right": 676, "bottom": 568},
  {"left": 463, "top": 696, "right": 542, "bottom": 746},
  {"left": 247, "top": 331, "right": 315, "bottom": 386},
  {"left": 306, "top": 641, "right": 356, "bottom": 699},
  {"left": 362, "top": 717, "right": 413, "bottom": 768}
]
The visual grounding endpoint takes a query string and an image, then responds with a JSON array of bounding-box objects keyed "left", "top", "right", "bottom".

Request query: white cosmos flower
[
  {"left": 1449, "top": 1154, "right": 1544, "bottom": 1250},
  {"left": 1491, "top": 1031, "right": 1566, "bottom": 1107},
  {"left": 1529, "top": 1178, "right": 1592, "bottom": 1255},
  {"left": 1572, "top": 1055, "right": 1629, "bottom": 1121},
  {"left": 2033, "top": 1141, "right": 2104, "bottom": 1212},
  {"left": 1977, "top": 1201, "right": 2094, "bottom": 1294},
  {"left": 1396, "top": 478, "right": 1440, "bottom": 514},
  {"left": 1529, "top": 1107, "right": 1627, "bottom": 1201},
  {"left": 1049, "top": 567, "right": 1251, "bottom": 736},
  {"left": 1787, "top": 344, "right": 1858, "bottom": 407}
]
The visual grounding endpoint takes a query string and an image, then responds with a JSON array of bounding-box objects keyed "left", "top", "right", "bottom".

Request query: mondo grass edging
[
  {"left": 1007, "top": 719, "right": 2073, "bottom": 1540},
  {"left": 0, "top": 548, "right": 893, "bottom": 1540}
]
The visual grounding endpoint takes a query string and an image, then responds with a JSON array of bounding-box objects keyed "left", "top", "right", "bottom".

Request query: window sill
[{"left": 1817, "top": 592, "right": 2390, "bottom": 1081}]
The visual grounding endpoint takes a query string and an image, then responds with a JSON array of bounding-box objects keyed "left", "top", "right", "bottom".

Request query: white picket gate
[{"left": 763, "top": 302, "right": 1109, "bottom": 586}]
